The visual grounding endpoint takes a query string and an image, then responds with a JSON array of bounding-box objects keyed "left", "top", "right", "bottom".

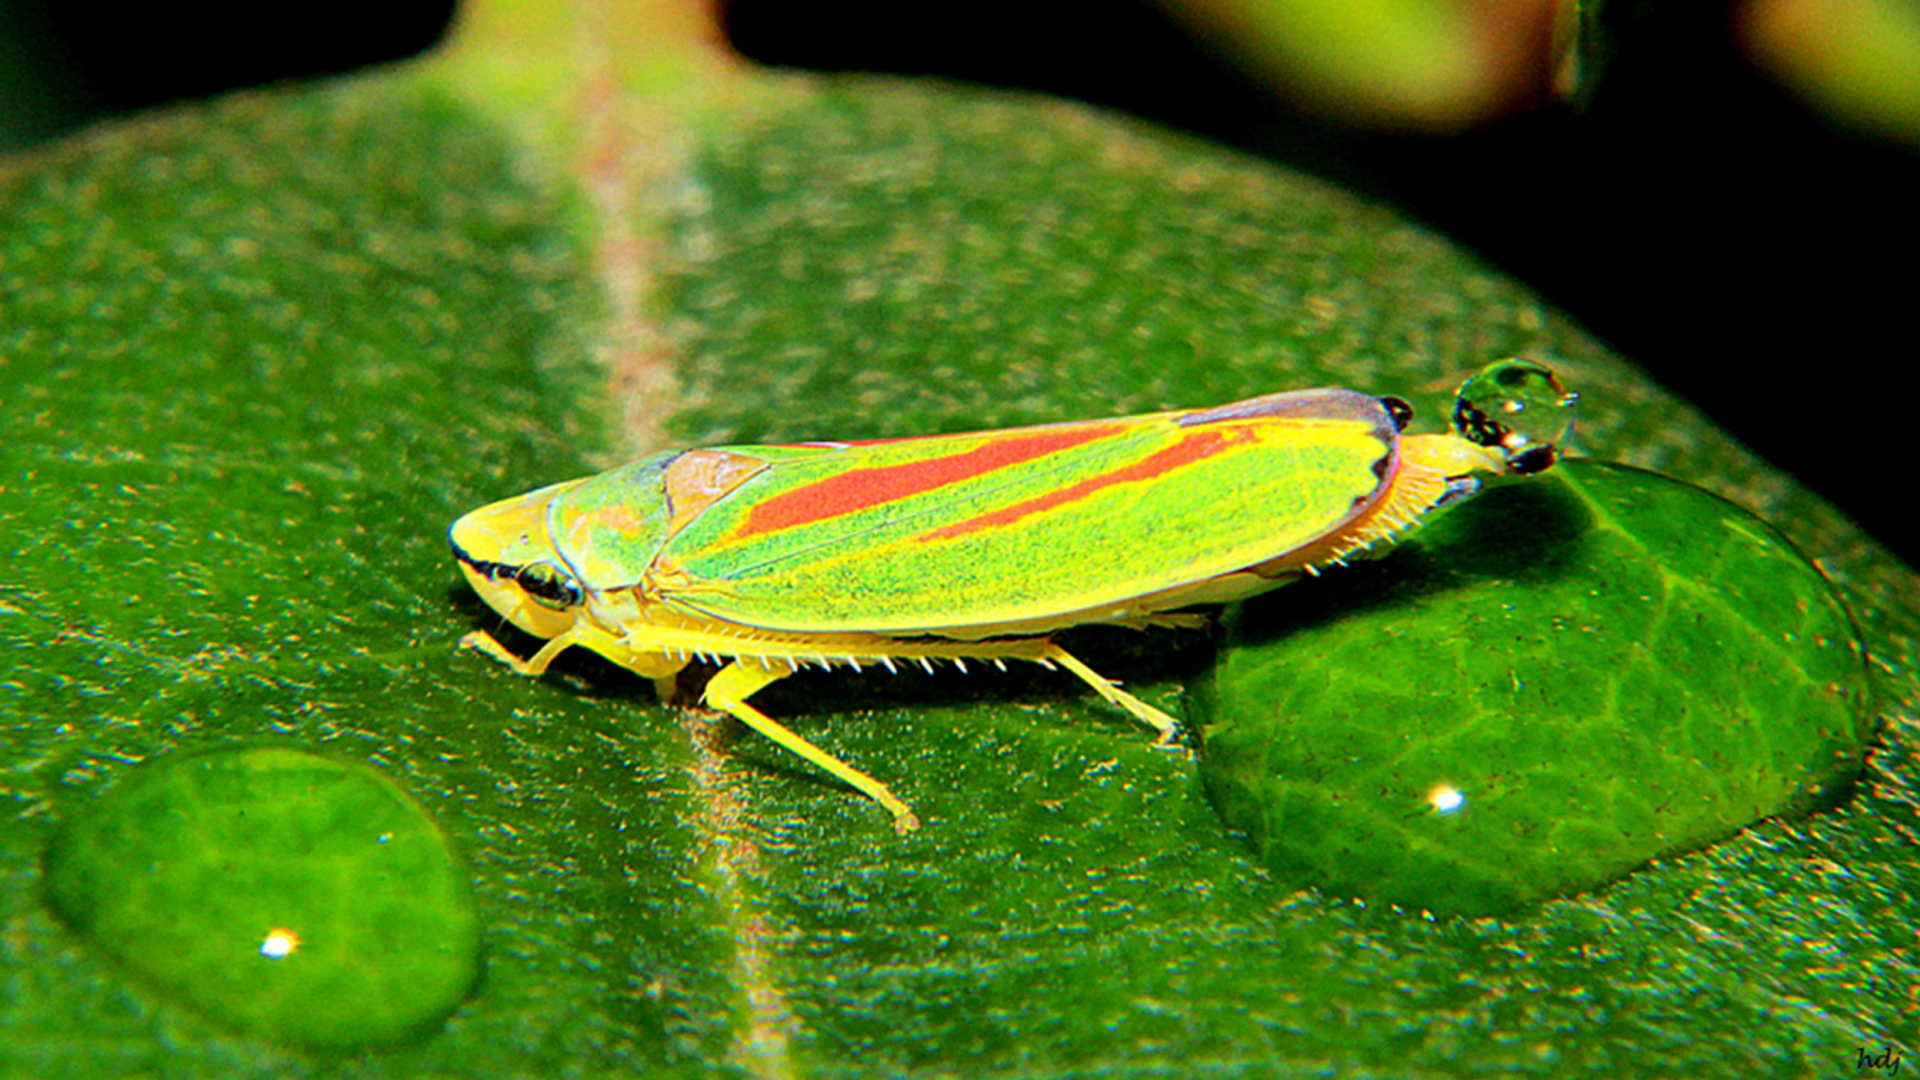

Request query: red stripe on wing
[
  {"left": 913, "top": 426, "right": 1260, "bottom": 544},
  {"left": 735, "top": 423, "right": 1128, "bottom": 539}
]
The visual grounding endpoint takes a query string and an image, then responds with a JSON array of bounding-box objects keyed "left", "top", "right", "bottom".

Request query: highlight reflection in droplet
[
  {"left": 1429, "top": 785, "right": 1466, "bottom": 813},
  {"left": 259, "top": 929, "right": 300, "bottom": 960}
]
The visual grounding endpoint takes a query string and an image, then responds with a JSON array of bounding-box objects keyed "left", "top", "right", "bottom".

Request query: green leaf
[
  {"left": 1195, "top": 461, "right": 1872, "bottom": 916},
  {"left": 3, "top": 2, "right": 1915, "bottom": 1076},
  {"left": 42, "top": 745, "right": 479, "bottom": 1049}
]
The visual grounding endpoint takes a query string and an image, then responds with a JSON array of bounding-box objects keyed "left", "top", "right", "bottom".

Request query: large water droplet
[
  {"left": 43, "top": 745, "right": 480, "bottom": 1048},
  {"left": 1196, "top": 462, "right": 1870, "bottom": 916}
]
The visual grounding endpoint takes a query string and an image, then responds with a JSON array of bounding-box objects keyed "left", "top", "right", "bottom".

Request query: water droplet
[
  {"left": 43, "top": 745, "right": 480, "bottom": 1048},
  {"left": 1198, "top": 462, "right": 1871, "bottom": 916},
  {"left": 1452, "top": 358, "right": 1577, "bottom": 471}
]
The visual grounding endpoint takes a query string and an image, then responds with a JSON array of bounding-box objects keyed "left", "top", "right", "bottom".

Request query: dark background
[{"left": 4, "top": 0, "right": 1914, "bottom": 566}]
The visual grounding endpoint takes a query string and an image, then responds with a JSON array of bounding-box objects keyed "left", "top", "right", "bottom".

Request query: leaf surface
[{"left": 2, "top": 3, "right": 1915, "bottom": 1076}]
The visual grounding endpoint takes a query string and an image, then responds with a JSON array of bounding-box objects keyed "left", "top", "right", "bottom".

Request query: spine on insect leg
[
  {"left": 608, "top": 607, "right": 1185, "bottom": 739},
  {"left": 610, "top": 605, "right": 1062, "bottom": 676}
]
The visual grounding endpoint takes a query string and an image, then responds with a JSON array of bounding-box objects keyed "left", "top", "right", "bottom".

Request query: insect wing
[
  {"left": 654, "top": 388, "right": 1403, "bottom": 634},
  {"left": 546, "top": 444, "right": 855, "bottom": 591}
]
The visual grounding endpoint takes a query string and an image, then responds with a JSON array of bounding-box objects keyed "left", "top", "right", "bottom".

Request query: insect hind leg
[
  {"left": 830, "top": 634, "right": 1188, "bottom": 744},
  {"left": 702, "top": 660, "right": 922, "bottom": 833},
  {"left": 1035, "top": 643, "right": 1184, "bottom": 744},
  {"left": 789, "top": 633, "right": 1188, "bottom": 745}
]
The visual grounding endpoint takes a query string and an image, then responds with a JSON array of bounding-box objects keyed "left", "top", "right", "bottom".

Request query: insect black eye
[
  {"left": 1379, "top": 396, "right": 1414, "bottom": 432},
  {"left": 1506, "top": 446, "right": 1557, "bottom": 475},
  {"left": 514, "top": 562, "right": 582, "bottom": 611}
]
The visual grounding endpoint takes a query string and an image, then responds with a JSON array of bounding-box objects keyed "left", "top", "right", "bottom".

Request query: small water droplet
[
  {"left": 1453, "top": 358, "right": 1577, "bottom": 470},
  {"left": 43, "top": 745, "right": 480, "bottom": 1048}
]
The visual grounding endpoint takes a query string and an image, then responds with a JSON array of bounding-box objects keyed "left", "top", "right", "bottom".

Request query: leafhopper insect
[{"left": 451, "top": 359, "right": 1575, "bottom": 832}]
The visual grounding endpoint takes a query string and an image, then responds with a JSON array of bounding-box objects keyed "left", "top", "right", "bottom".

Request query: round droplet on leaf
[
  {"left": 1452, "top": 358, "right": 1578, "bottom": 472},
  {"left": 42, "top": 745, "right": 481, "bottom": 1048},
  {"left": 1193, "top": 460, "right": 1872, "bottom": 917}
]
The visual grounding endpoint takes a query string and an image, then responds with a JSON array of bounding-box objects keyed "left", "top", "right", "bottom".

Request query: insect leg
[
  {"left": 459, "top": 627, "right": 581, "bottom": 676},
  {"left": 602, "top": 640, "right": 692, "bottom": 705},
  {"left": 465, "top": 624, "right": 688, "bottom": 706},
  {"left": 1038, "top": 644, "right": 1184, "bottom": 744},
  {"left": 702, "top": 660, "right": 921, "bottom": 833},
  {"left": 460, "top": 629, "right": 528, "bottom": 670}
]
